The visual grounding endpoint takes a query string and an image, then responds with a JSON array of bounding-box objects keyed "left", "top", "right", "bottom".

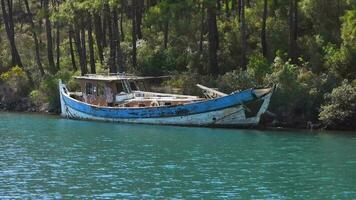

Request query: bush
[
  {"left": 218, "top": 70, "right": 256, "bottom": 93},
  {"left": 324, "top": 45, "right": 356, "bottom": 80},
  {"left": 319, "top": 80, "right": 356, "bottom": 129},
  {"left": 136, "top": 40, "right": 190, "bottom": 76},
  {"left": 29, "top": 90, "right": 45, "bottom": 106},
  {"left": 265, "top": 57, "right": 319, "bottom": 126},
  {"left": 247, "top": 53, "right": 271, "bottom": 85},
  {"left": 165, "top": 72, "right": 218, "bottom": 96},
  {"left": 0, "top": 66, "right": 30, "bottom": 100},
  {"left": 30, "top": 70, "right": 77, "bottom": 113}
]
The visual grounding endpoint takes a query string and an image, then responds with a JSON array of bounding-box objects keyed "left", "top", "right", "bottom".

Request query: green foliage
[
  {"left": 0, "top": 66, "right": 26, "bottom": 81},
  {"left": 300, "top": 0, "right": 348, "bottom": 43},
  {"left": 266, "top": 17, "right": 289, "bottom": 59},
  {"left": 247, "top": 54, "right": 270, "bottom": 85},
  {"left": 265, "top": 58, "right": 310, "bottom": 123},
  {"left": 0, "top": 66, "right": 30, "bottom": 97},
  {"left": 31, "top": 70, "right": 76, "bottom": 112},
  {"left": 166, "top": 72, "right": 218, "bottom": 96},
  {"left": 0, "top": 0, "right": 355, "bottom": 129},
  {"left": 29, "top": 90, "right": 45, "bottom": 106},
  {"left": 299, "top": 35, "right": 326, "bottom": 73},
  {"left": 262, "top": 57, "right": 337, "bottom": 124},
  {"left": 218, "top": 70, "right": 255, "bottom": 93},
  {"left": 136, "top": 41, "right": 188, "bottom": 76},
  {"left": 324, "top": 45, "right": 356, "bottom": 79},
  {"left": 341, "top": 9, "right": 356, "bottom": 47},
  {"left": 319, "top": 80, "right": 356, "bottom": 129}
]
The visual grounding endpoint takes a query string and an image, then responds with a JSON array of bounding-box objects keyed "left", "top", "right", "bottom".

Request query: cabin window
[
  {"left": 93, "top": 85, "right": 97, "bottom": 94},
  {"left": 130, "top": 82, "right": 138, "bottom": 91},
  {"left": 97, "top": 83, "right": 105, "bottom": 96},
  {"left": 116, "top": 82, "right": 124, "bottom": 93},
  {"left": 86, "top": 83, "right": 94, "bottom": 95}
]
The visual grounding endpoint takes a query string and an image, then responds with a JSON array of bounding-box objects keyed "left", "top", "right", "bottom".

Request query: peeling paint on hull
[{"left": 59, "top": 81, "right": 273, "bottom": 127}]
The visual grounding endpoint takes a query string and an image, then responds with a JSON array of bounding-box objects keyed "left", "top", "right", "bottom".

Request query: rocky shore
[{"left": 0, "top": 98, "right": 50, "bottom": 113}]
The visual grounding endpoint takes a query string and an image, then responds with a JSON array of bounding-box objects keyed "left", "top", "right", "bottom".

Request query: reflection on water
[{"left": 0, "top": 112, "right": 355, "bottom": 199}]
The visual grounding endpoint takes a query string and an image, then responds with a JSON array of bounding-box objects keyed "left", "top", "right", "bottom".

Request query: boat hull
[{"left": 59, "top": 81, "right": 273, "bottom": 127}]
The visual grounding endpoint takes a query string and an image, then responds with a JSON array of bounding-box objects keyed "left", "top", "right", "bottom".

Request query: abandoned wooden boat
[{"left": 59, "top": 74, "right": 274, "bottom": 127}]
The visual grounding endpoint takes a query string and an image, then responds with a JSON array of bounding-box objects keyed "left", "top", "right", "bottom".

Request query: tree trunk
[
  {"left": 131, "top": 1, "right": 137, "bottom": 69},
  {"left": 289, "top": 0, "right": 298, "bottom": 63},
  {"left": 112, "top": 9, "right": 125, "bottom": 73},
  {"left": 73, "top": 19, "right": 84, "bottom": 74},
  {"left": 120, "top": 8, "right": 125, "bottom": 41},
  {"left": 225, "top": 0, "right": 229, "bottom": 17},
  {"left": 87, "top": 13, "right": 96, "bottom": 74},
  {"left": 216, "top": 0, "right": 221, "bottom": 14},
  {"left": 241, "top": 0, "right": 247, "bottom": 70},
  {"left": 163, "top": 19, "right": 169, "bottom": 49},
  {"left": 43, "top": 0, "right": 56, "bottom": 74},
  {"left": 1, "top": 0, "right": 33, "bottom": 85},
  {"left": 207, "top": 1, "right": 219, "bottom": 75},
  {"left": 54, "top": 1, "right": 60, "bottom": 71},
  {"left": 247, "top": 0, "right": 251, "bottom": 7},
  {"left": 102, "top": 7, "right": 108, "bottom": 47},
  {"left": 136, "top": 0, "right": 143, "bottom": 39},
  {"left": 232, "top": 0, "right": 237, "bottom": 14},
  {"left": 68, "top": 27, "right": 77, "bottom": 71},
  {"left": 293, "top": 0, "right": 298, "bottom": 59},
  {"left": 56, "top": 21, "right": 60, "bottom": 71},
  {"left": 107, "top": 6, "right": 117, "bottom": 73},
  {"left": 80, "top": 17, "right": 87, "bottom": 75},
  {"left": 1, "top": 0, "right": 22, "bottom": 68},
  {"left": 261, "top": 0, "right": 268, "bottom": 57},
  {"left": 93, "top": 12, "right": 104, "bottom": 64},
  {"left": 238, "top": 0, "right": 242, "bottom": 21},
  {"left": 23, "top": 0, "right": 44, "bottom": 76},
  {"left": 73, "top": 17, "right": 87, "bottom": 75},
  {"left": 199, "top": 2, "right": 205, "bottom": 53}
]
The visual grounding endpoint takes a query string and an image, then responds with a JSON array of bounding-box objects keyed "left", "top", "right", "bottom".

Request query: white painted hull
[{"left": 61, "top": 103, "right": 263, "bottom": 126}]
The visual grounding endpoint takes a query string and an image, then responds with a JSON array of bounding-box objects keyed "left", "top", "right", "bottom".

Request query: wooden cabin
[{"left": 73, "top": 74, "right": 142, "bottom": 107}]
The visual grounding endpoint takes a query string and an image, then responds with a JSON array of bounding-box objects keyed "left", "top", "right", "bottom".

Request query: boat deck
[{"left": 70, "top": 90, "right": 205, "bottom": 108}]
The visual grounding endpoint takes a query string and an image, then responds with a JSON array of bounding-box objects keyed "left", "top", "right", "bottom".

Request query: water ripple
[{"left": 0, "top": 112, "right": 355, "bottom": 199}]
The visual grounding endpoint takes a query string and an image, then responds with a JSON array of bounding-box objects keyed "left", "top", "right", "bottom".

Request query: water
[{"left": 0, "top": 112, "right": 355, "bottom": 199}]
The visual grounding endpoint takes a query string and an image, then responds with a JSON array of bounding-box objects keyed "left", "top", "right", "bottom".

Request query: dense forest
[{"left": 0, "top": 0, "right": 355, "bottom": 129}]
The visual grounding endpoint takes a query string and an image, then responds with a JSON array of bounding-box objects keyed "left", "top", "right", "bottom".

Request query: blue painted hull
[
  {"left": 59, "top": 80, "right": 273, "bottom": 126},
  {"left": 61, "top": 89, "right": 255, "bottom": 119}
]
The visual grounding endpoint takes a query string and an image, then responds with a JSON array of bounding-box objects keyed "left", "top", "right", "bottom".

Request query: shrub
[
  {"left": 218, "top": 70, "right": 256, "bottom": 93},
  {"left": 324, "top": 45, "right": 356, "bottom": 80},
  {"left": 0, "top": 66, "right": 30, "bottom": 99},
  {"left": 319, "top": 80, "right": 356, "bottom": 129},
  {"left": 29, "top": 90, "right": 45, "bottom": 106},
  {"left": 265, "top": 57, "right": 317, "bottom": 126},
  {"left": 30, "top": 70, "right": 77, "bottom": 113},
  {"left": 165, "top": 71, "right": 218, "bottom": 96},
  {"left": 247, "top": 53, "right": 271, "bottom": 85}
]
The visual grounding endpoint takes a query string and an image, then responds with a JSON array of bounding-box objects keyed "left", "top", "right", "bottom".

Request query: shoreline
[{"left": 1, "top": 110, "right": 355, "bottom": 132}]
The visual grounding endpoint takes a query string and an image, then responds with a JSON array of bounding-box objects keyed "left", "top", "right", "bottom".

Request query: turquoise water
[{"left": 0, "top": 112, "right": 355, "bottom": 199}]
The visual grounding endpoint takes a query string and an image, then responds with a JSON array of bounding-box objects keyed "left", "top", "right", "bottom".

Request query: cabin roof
[{"left": 74, "top": 74, "right": 170, "bottom": 82}]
